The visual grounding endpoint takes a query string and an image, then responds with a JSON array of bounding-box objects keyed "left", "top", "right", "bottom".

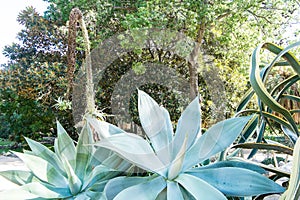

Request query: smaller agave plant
[
  {"left": 0, "top": 121, "right": 120, "bottom": 200},
  {"left": 94, "top": 90, "right": 285, "bottom": 199}
]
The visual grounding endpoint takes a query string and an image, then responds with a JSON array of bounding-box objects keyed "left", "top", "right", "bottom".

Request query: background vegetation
[{"left": 0, "top": 0, "right": 299, "bottom": 143}]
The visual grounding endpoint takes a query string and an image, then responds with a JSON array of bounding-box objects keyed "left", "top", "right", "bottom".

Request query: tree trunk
[
  {"left": 66, "top": 8, "right": 82, "bottom": 99},
  {"left": 188, "top": 23, "right": 205, "bottom": 100}
]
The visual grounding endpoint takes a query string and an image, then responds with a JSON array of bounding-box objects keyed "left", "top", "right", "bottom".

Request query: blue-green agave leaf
[
  {"left": 184, "top": 116, "right": 251, "bottom": 170},
  {"left": 94, "top": 133, "right": 167, "bottom": 176},
  {"left": 25, "top": 137, "right": 66, "bottom": 176},
  {"left": 0, "top": 182, "right": 63, "bottom": 199},
  {"left": 83, "top": 165, "right": 118, "bottom": 190},
  {"left": 87, "top": 117, "right": 126, "bottom": 139},
  {"left": 168, "top": 134, "right": 188, "bottom": 180},
  {"left": 55, "top": 121, "right": 76, "bottom": 168},
  {"left": 167, "top": 181, "right": 184, "bottom": 200},
  {"left": 198, "top": 161, "right": 266, "bottom": 174},
  {"left": 175, "top": 173, "right": 226, "bottom": 200},
  {"left": 104, "top": 176, "right": 154, "bottom": 200},
  {"left": 0, "top": 170, "right": 36, "bottom": 185},
  {"left": 75, "top": 123, "right": 93, "bottom": 180},
  {"left": 61, "top": 155, "right": 82, "bottom": 195},
  {"left": 113, "top": 176, "right": 166, "bottom": 200},
  {"left": 13, "top": 152, "right": 68, "bottom": 188},
  {"left": 172, "top": 97, "right": 201, "bottom": 160},
  {"left": 138, "top": 90, "right": 173, "bottom": 164},
  {"left": 186, "top": 167, "right": 285, "bottom": 196},
  {"left": 281, "top": 125, "right": 298, "bottom": 145}
]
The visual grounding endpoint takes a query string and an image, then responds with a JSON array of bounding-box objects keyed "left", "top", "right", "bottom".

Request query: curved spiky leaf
[
  {"left": 250, "top": 43, "right": 298, "bottom": 135},
  {"left": 183, "top": 116, "right": 251, "bottom": 170},
  {"left": 87, "top": 117, "right": 126, "bottom": 139},
  {"left": 61, "top": 155, "right": 82, "bottom": 195},
  {"left": 104, "top": 176, "right": 151, "bottom": 200},
  {"left": 175, "top": 173, "right": 226, "bottom": 200},
  {"left": 280, "top": 138, "right": 300, "bottom": 200},
  {"left": 138, "top": 90, "right": 173, "bottom": 162},
  {"left": 75, "top": 123, "right": 93, "bottom": 180},
  {"left": 167, "top": 181, "right": 184, "bottom": 200},
  {"left": 186, "top": 167, "right": 285, "bottom": 196},
  {"left": 24, "top": 137, "right": 65, "bottom": 176},
  {"left": 198, "top": 161, "right": 266, "bottom": 174},
  {"left": 0, "top": 170, "right": 36, "bottom": 185},
  {"left": 281, "top": 125, "right": 298, "bottom": 145},
  {"left": 232, "top": 143, "right": 293, "bottom": 155},
  {"left": 168, "top": 134, "right": 188, "bottom": 180},
  {"left": 93, "top": 133, "right": 167, "bottom": 176},
  {"left": 13, "top": 152, "right": 68, "bottom": 188},
  {"left": 55, "top": 121, "right": 76, "bottom": 168},
  {"left": 113, "top": 176, "right": 166, "bottom": 200},
  {"left": 0, "top": 182, "right": 63, "bottom": 199},
  {"left": 172, "top": 97, "right": 201, "bottom": 160}
]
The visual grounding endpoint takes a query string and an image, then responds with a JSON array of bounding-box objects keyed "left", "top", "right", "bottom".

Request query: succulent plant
[
  {"left": 94, "top": 90, "right": 285, "bottom": 199},
  {"left": 0, "top": 121, "right": 120, "bottom": 199}
]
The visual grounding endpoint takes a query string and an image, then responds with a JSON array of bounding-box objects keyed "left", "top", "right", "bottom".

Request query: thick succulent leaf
[
  {"left": 104, "top": 176, "right": 154, "bottom": 200},
  {"left": 0, "top": 170, "right": 36, "bottom": 185},
  {"left": 75, "top": 123, "right": 93, "bottom": 180},
  {"left": 25, "top": 137, "right": 66, "bottom": 176},
  {"left": 83, "top": 165, "right": 119, "bottom": 190},
  {"left": 250, "top": 44, "right": 298, "bottom": 135},
  {"left": 61, "top": 155, "right": 82, "bottom": 195},
  {"left": 172, "top": 96, "right": 201, "bottom": 160},
  {"left": 281, "top": 125, "right": 298, "bottom": 145},
  {"left": 184, "top": 116, "right": 251, "bottom": 170},
  {"left": 156, "top": 188, "right": 167, "bottom": 200},
  {"left": 101, "top": 153, "right": 132, "bottom": 171},
  {"left": 186, "top": 167, "right": 285, "bottom": 196},
  {"left": 167, "top": 181, "right": 184, "bottom": 200},
  {"left": 232, "top": 142, "right": 293, "bottom": 156},
  {"left": 93, "top": 133, "right": 167, "bottom": 176},
  {"left": 13, "top": 151, "right": 68, "bottom": 188},
  {"left": 138, "top": 90, "right": 173, "bottom": 164},
  {"left": 175, "top": 173, "right": 226, "bottom": 200},
  {"left": 168, "top": 135, "right": 188, "bottom": 180},
  {"left": 198, "top": 161, "right": 266, "bottom": 174},
  {"left": 0, "top": 182, "right": 63, "bottom": 199},
  {"left": 55, "top": 121, "right": 76, "bottom": 168},
  {"left": 280, "top": 138, "right": 300, "bottom": 200},
  {"left": 87, "top": 117, "right": 125, "bottom": 139},
  {"left": 113, "top": 176, "right": 166, "bottom": 200}
]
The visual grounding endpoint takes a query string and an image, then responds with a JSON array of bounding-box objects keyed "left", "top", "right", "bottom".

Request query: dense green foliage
[{"left": 1, "top": 0, "right": 299, "bottom": 141}]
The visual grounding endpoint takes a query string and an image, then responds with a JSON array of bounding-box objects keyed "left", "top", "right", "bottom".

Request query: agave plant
[
  {"left": 0, "top": 121, "right": 120, "bottom": 199},
  {"left": 235, "top": 41, "right": 300, "bottom": 159},
  {"left": 93, "top": 90, "right": 284, "bottom": 199},
  {"left": 280, "top": 137, "right": 300, "bottom": 200}
]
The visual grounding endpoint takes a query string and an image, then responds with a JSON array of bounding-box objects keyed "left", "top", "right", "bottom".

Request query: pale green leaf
[
  {"left": 94, "top": 133, "right": 167, "bottom": 176},
  {"left": 0, "top": 170, "right": 35, "bottom": 185},
  {"left": 172, "top": 96, "right": 201, "bottom": 160},
  {"left": 75, "top": 123, "right": 93, "bottom": 180},
  {"left": 0, "top": 182, "right": 63, "bottom": 199},
  {"left": 175, "top": 173, "right": 226, "bottom": 200},
  {"left": 25, "top": 137, "right": 65, "bottom": 176},
  {"left": 104, "top": 176, "right": 152, "bottom": 200},
  {"left": 167, "top": 181, "right": 184, "bottom": 200},
  {"left": 187, "top": 167, "right": 284, "bottom": 196},
  {"left": 138, "top": 90, "right": 173, "bottom": 164},
  {"left": 55, "top": 121, "right": 76, "bottom": 168},
  {"left": 13, "top": 151, "right": 68, "bottom": 188},
  {"left": 114, "top": 176, "right": 166, "bottom": 200},
  {"left": 184, "top": 116, "right": 251, "bottom": 170}
]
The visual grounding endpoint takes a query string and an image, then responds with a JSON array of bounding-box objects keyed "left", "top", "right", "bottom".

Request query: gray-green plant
[
  {"left": 0, "top": 121, "right": 119, "bottom": 199},
  {"left": 94, "top": 90, "right": 284, "bottom": 199}
]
